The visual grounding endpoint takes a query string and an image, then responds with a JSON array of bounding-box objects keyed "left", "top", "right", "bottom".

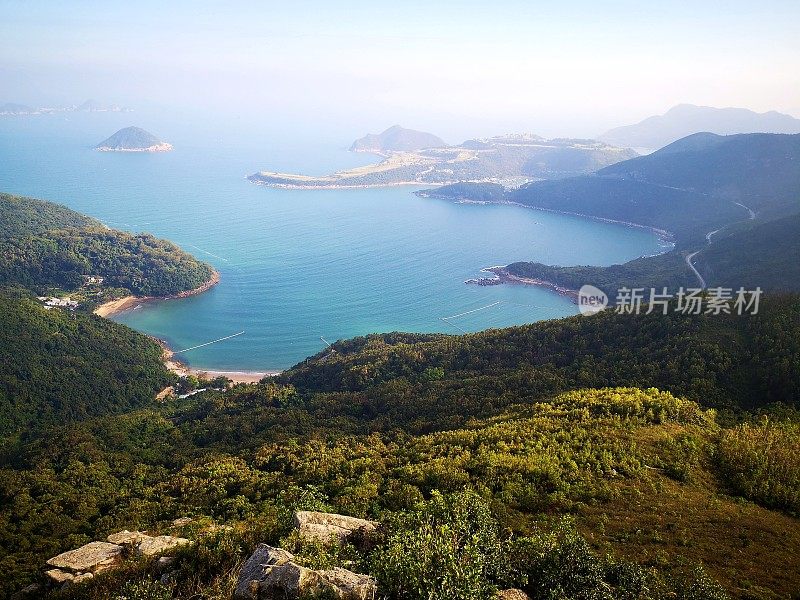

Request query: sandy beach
[
  {"left": 93, "top": 270, "right": 221, "bottom": 318},
  {"left": 90, "top": 270, "right": 278, "bottom": 384},
  {"left": 93, "top": 295, "right": 139, "bottom": 317},
  {"left": 160, "top": 344, "right": 278, "bottom": 383}
]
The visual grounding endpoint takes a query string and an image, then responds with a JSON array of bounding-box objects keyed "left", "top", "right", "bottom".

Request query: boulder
[
  {"left": 137, "top": 535, "right": 191, "bottom": 556},
  {"left": 156, "top": 556, "right": 176, "bottom": 572},
  {"left": 46, "top": 541, "right": 123, "bottom": 574},
  {"left": 293, "top": 510, "right": 378, "bottom": 545},
  {"left": 234, "top": 544, "right": 377, "bottom": 600},
  {"left": 497, "top": 590, "right": 531, "bottom": 600},
  {"left": 44, "top": 569, "right": 74, "bottom": 584},
  {"left": 172, "top": 516, "right": 194, "bottom": 527},
  {"left": 73, "top": 573, "right": 94, "bottom": 584}
]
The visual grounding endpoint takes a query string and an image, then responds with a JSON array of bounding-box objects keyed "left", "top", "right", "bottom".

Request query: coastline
[
  {"left": 417, "top": 190, "right": 675, "bottom": 245},
  {"left": 467, "top": 266, "right": 580, "bottom": 302},
  {"left": 93, "top": 270, "right": 278, "bottom": 383},
  {"left": 93, "top": 269, "right": 221, "bottom": 318},
  {"left": 159, "top": 341, "right": 279, "bottom": 384}
]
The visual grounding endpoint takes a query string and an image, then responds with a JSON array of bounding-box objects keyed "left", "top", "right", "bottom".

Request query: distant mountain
[
  {"left": 95, "top": 126, "right": 172, "bottom": 152},
  {"left": 425, "top": 132, "right": 800, "bottom": 295},
  {"left": 349, "top": 125, "right": 446, "bottom": 154},
  {"left": 76, "top": 99, "right": 130, "bottom": 113},
  {"left": 0, "top": 103, "right": 36, "bottom": 115},
  {"left": 599, "top": 104, "right": 800, "bottom": 151},
  {"left": 598, "top": 132, "right": 800, "bottom": 221}
]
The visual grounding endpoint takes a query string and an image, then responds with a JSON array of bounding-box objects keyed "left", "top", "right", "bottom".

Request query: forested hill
[
  {"left": 2, "top": 294, "right": 799, "bottom": 598},
  {"left": 597, "top": 132, "right": 800, "bottom": 220},
  {"left": 281, "top": 294, "right": 800, "bottom": 417},
  {"left": 425, "top": 132, "right": 800, "bottom": 248},
  {"left": 423, "top": 133, "right": 800, "bottom": 294},
  {"left": 0, "top": 289, "right": 172, "bottom": 440},
  {"left": 0, "top": 193, "right": 215, "bottom": 297}
]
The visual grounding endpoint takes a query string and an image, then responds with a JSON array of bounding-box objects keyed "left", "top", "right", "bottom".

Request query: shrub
[
  {"left": 371, "top": 490, "right": 506, "bottom": 600},
  {"left": 717, "top": 418, "right": 800, "bottom": 512}
]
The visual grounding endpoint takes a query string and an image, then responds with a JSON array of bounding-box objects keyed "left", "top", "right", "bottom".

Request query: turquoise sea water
[{"left": 0, "top": 110, "right": 667, "bottom": 371}]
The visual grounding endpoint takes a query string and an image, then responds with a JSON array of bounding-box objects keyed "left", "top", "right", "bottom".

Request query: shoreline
[
  {"left": 93, "top": 270, "right": 221, "bottom": 318},
  {"left": 158, "top": 340, "right": 279, "bottom": 383},
  {"left": 93, "top": 271, "right": 279, "bottom": 383},
  {"left": 467, "top": 266, "right": 580, "bottom": 302},
  {"left": 417, "top": 190, "right": 675, "bottom": 245}
]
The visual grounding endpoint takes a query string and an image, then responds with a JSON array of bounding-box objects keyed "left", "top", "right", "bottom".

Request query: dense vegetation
[
  {"left": 0, "top": 193, "right": 214, "bottom": 297},
  {"left": 1, "top": 296, "right": 799, "bottom": 598},
  {"left": 694, "top": 213, "right": 800, "bottom": 291},
  {"left": 1, "top": 191, "right": 798, "bottom": 598},
  {"left": 0, "top": 289, "right": 173, "bottom": 441}
]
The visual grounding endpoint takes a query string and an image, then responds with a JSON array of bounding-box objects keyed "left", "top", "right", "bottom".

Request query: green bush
[
  {"left": 371, "top": 490, "right": 506, "bottom": 600},
  {"left": 717, "top": 418, "right": 800, "bottom": 512}
]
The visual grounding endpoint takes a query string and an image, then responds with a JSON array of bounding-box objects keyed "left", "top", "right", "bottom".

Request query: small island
[{"left": 95, "top": 126, "right": 173, "bottom": 152}]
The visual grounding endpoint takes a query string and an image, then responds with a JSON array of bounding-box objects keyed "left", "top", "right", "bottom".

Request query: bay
[{"left": 0, "top": 110, "right": 666, "bottom": 371}]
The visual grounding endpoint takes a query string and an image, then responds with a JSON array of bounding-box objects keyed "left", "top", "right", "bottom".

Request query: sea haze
[{"left": 0, "top": 110, "right": 666, "bottom": 371}]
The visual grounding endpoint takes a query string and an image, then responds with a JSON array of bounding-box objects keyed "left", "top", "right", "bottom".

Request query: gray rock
[
  {"left": 72, "top": 573, "right": 94, "bottom": 584},
  {"left": 156, "top": 556, "right": 176, "bottom": 572},
  {"left": 46, "top": 541, "right": 123, "bottom": 573},
  {"left": 172, "top": 516, "right": 194, "bottom": 526},
  {"left": 137, "top": 535, "right": 191, "bottom": 556},
  {"left": 233, "top": 544, "right": 377, "bottom": 600},
  {"left": 293, "top": 510, "right": 378, "bottom": 545}
]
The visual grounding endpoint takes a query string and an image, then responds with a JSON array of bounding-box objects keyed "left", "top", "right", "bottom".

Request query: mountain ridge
[{"left": 599, "top": 104, "right": 800, "bottom": 151}]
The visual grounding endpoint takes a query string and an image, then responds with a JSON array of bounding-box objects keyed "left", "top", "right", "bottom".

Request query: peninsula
[
  {"left": 249, "top": 132, "right": 636, "bottom": 189},
  {"left": 95, "top": 126, "right": 173, "bottom": 152}
]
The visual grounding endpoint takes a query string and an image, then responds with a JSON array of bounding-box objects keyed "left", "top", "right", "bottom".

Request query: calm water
[{"left": 0, "top": 110, "right": 667, "bottom": 371}]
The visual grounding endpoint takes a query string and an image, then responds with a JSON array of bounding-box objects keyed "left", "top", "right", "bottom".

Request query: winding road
[{"left": 685, "top": 201, "right": 756, "bottom": 288}]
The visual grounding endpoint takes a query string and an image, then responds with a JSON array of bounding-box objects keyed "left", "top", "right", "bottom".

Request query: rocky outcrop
[
  {"left": 138, "top": 535, "right": 191, "bottom": 556},
  {"left": 46, "top": 541, "right": 123, "bottom": 574},
  {"left": 233, "top": 544, "right": 377, "bottom": 600},
  {"left": 293, "top": 510, "right": 378, "bottom": 545},
  {"left": 105, "top": 530, "right": 190, "bottom": 556},
  {"left": 37, "top": 529, "right": 192, "bottom": 593}
]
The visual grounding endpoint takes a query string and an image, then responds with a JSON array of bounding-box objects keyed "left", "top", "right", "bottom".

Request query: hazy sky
[{"left": 2, "top": 0, "right": 799, "bottom": 138}]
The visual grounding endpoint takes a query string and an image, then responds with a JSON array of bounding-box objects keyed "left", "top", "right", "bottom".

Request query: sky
[{"left": 1, "top": 0, "right": 799, "bottom": 139}]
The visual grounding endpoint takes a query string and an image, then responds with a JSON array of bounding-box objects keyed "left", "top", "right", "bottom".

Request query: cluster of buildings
[{"left": 37, "top": 296, "right": 79, "bottom": 310}]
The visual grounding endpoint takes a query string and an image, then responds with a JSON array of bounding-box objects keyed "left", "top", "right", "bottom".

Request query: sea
[{"left": 0, "top": 109, "right": 668, "bottom": 372}]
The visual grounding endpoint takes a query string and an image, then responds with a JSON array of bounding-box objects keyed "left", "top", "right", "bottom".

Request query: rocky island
[
  {"left": 95, "top": 126, "right": 173, "bottom": 152},
  {"left": 249, "top": 131, "right": 636, "bottom": 189}
]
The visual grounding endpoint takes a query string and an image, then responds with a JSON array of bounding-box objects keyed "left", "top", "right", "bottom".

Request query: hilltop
[
  {"left": 600, "top": 104, "right": 800, "bottom": 151},
  {"left": 95, "top": 126, "right": 172, "bottom": 152},
  {"left": 349, "top": 125, "right": 446, "bottom": 154}
]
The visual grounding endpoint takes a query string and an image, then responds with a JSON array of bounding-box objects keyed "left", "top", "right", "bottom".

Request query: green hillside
[
  {"left": 0, "top": 290, "right": 173, "bottom": 442},
  {"left": 2, "top": 296, "right": 799, "bottom": 598},
  {"left": 0, "top": 193, "right": 215, "bottom": 297},
  {"left": 694, "top": 213, "right": 800, "bottom": 291}
]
